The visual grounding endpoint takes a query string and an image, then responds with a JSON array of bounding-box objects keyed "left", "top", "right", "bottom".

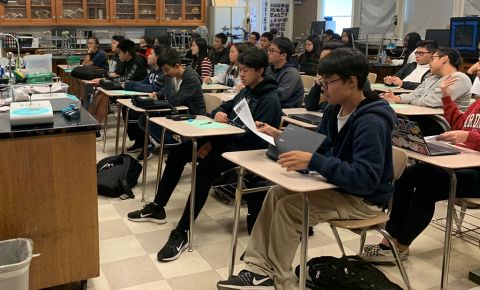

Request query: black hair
[
  {"left": 192, "top": 38, "right": 209, "bottom": 60},
  {"left": 250, "top": 31, "right": 260, "bottom": 41},
  {"left": 215, "top": 33, "right": 228, "bottom": 45},
  {"left": 158, "top": 47, "right": 181, "bottom": 67},
  {"left": 141, "top": 36, "right": 154, "bottom": 48},
  {"left": 331, "top": 34, "right": 342, "bottom": 41},
  {"left": 305, "top": 35, "right": 322, "bottom": 59},
  {"left": 112, "top": 35, "right": 125, "bottom": 43},
  {"left": 238, "top": 47, "right": 268, "bottom": 76},
  {"left": 117, "top": 39, "right": 136, "bottom": 57},
  {"left": 271, "top": 36, "right": 294, "bottom": 59},
  {"left": 88, "top": 36, "right": 99, "bottom": 45},
  {"left": 153, "top": 46, "right": 163, "bottom": 67},
  {"left": 434, "top": 48, "right": 462, "bottom": 70},
  {"left": 321, "top": 41, "right": 345, "bottom": 52},
  {"left": 317, "top": 47, "right": 369, "bottom": 90},
  {"left": 416, "top": 40, "right": 438, "bottom": 52},
  {"left": 324, "top": 29, "right": 334, "bottom": 36},
  {"left": 405, "top": 32, "right": 421, "bottom": 53},
  {"left": 261, "top": 32, "right": 274, "bottom": 42},
  {"left": 341, "top": 30, "right": 354, "bottom": 46}
]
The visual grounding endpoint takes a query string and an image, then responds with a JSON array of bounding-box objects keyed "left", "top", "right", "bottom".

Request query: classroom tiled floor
[{"left": 88, "top": 120, "right": 480, "bottom": 290}]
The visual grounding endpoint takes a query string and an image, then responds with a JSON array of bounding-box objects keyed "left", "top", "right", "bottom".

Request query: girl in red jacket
[{"left": 361, "top": 74, "right": 480, "bottom": 263}]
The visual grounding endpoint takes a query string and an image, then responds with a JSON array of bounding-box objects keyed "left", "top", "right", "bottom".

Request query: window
[{"left": 322, "top": 0, "right": 353, "bottom": 34}]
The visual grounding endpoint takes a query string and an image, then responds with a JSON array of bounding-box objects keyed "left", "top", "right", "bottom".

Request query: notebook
[
  {"left": 266, "top": 124, "right": 327, "bottom": 161},
  {"left": 288, "top": 113, "right": 323, "bottom": 125},
  {"left": 392, "top": 118, "right": 460, "bottom": 156}
]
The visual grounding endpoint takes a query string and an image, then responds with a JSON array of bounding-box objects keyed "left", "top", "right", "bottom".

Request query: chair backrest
[
  {"left": 367, "top": 72, "right": 377, "bottom": 85},
  {"left": 392, "top": 147, "right": 408, "bottom": 181},
  {"left": 301, "top": 75, "right": 316, "bottom": 91}
]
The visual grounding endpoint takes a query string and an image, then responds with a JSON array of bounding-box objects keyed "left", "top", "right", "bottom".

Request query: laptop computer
[
  {"left": 266, "top": 124, "right": 327, "bottom": 161},
  {"left": 288, "top": 113, "right": 323, "bottom": 125},
  {"left": 392, "top": 118, "right": 460, "bottom": 156}
]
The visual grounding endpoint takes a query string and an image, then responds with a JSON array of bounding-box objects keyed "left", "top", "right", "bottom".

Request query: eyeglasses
[
  {"left": 268, "top": 48, "right": 283, "bottom": 54},
  {"left": 320, "top": 78, "right": 342, "bottom": 89},
  {"left": 414, "top": 51, "right": 431, "bottom": 56}
]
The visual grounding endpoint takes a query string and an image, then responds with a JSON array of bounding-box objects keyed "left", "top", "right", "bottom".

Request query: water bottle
[
  {"left": 381, "top": 50, "right": 387, "bottom": 64},
  {"left": 0, "top": 65, "right": 4, "bottom": 78}
]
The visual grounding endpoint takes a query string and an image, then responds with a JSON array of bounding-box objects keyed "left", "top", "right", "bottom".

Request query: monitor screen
[
  {"left": 450, "top": 17, "right": 480, "bottom": 53},
  {"left": 455, "top": 25, "right": 474, "bottom": 47},
  {"left": 425, "top": 29, "right": 450, "bottom": 47},
  {"left": 343, "top": 27, "right": 360, "bottom": 40},
  {"left": 311, "top": 21, "right": 325, "bottom": 36}
]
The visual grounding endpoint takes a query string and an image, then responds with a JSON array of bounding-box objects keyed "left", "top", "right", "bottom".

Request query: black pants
[
  {"left": 154, "top": 139, "right": 237, "bottom": 231},
  {"left": 121, "top": 107, "right": 144, "bottom": 146},
  {"left": 386, "top": 163, "right": 480, "bottom": 246}
]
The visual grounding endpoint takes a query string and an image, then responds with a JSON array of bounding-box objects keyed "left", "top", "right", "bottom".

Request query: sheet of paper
[
  {"left": 472, "top": 77, "right": 480, "bottom": 96},
  {"left": 233, "top": 98, "right": 275, "bottom": 145}
]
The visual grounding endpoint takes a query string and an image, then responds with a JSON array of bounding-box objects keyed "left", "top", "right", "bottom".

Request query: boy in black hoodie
[
  {"left": 217, "top": 48, "right": 397, "bottom": 290},
  {"left": 127, "top": 47, "right": 283, "bottom": 262}
]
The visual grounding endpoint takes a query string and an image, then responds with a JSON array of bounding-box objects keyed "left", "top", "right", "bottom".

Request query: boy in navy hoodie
[{"left": 217, "top": 48, "right": 397, "bottom": 290}]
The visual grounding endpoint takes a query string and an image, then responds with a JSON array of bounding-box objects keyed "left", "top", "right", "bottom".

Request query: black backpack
[
  {"left": 71, "top": 65, "right": 107, "bottom": 80},
  {"left": 131, "top": 95, "right": 172, "bottom": 110},
  {"left": 295, "top": 255, "right": 403, "bottom": 290},
  {"left": 97, "top": 154, "right": 142, "bottom": 199}
]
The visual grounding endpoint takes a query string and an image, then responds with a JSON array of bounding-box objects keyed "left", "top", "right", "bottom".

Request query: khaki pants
[
  {"left": 244, "top": 185, "right": 382, "bottom": 290},
  {"left": 88, "top": 91, "right": 109, "bottom": 123}
]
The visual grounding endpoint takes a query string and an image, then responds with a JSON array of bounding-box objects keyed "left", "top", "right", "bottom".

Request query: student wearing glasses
[
  {"left": 383, "top": 40, "right": 438, "bottom": 90},
  {"left": 218, "top": 48, "right": 396, "bottom": 290},
  {"left": 83, "top": 36, "right": 108, "bottom": 71},
  {"left": 266, "top": 36, "right": 304, "bottom": 108}
]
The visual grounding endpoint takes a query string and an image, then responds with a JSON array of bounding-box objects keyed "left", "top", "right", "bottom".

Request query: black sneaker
[
  {"left": 127, "top": 142, "right": 143, "bottom": 153},
  {"left": 127, "top": 203, "right": 167, "bottom": 224},
  {"left": 217, "top": 270, "right": 274, "bottom": 290},
  {"left": 157, "top": 229, "right": 189, "bottom": 262},
  {"left": 137, "top": 143, "right": 154, "bottom": 161},
  {"left": 96, "top": 130, "right": 102, "bottom": 141}
]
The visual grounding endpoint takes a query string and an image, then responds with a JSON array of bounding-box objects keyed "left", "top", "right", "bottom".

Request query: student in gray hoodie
[{"left": 266, "top": 37, "right": 304, "bottom": 108}]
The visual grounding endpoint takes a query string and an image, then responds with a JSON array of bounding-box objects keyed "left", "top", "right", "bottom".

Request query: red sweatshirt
[{"left": 442, "top": 96, "right": 480, "bottom": 151}]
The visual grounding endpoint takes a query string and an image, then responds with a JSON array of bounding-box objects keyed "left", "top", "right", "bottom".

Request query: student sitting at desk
[
  {"left": 266, "top": 36, "right": 304, "bottom": 108},
  {"left": 127, "top": 47, "right": 283, "bottom": 262},
  {"left": 108, "top": 35, "right": 126, "bottom": 78},
  {"left": 382, "top": 48, "right": 472, "bottom": 110},
  {"left": 210, "top": 33, "right": 230, "bottom": 65},
  {"left": 362, "top": 75, "right": 480, "bottom": 264},
  {"left": 191, "top": 38, "right": 213, "bottom": 79},
  {"left": 122, "top": 46, "right": 165, "bottom": 153},
  {"left": 88, "top": 39, "right": 148, "bottom": 126},
  {"left": 203, "top": 43, "right": 250, "bottom": 93},
  {"left": 83, "top": 36, "right": 108, "bottom": 71},
  {"left": 295, "top": 35, "right": 321, "bottom": 76},
  {"left": 383, "top": 40, "right": 438, "bottom": 90},
  {"left": 218, "top": 48, "right": 396, "bottom": 290}
]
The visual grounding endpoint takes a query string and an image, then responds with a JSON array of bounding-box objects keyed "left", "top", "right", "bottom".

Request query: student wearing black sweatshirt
[
  {"left": 127, "top": 47, "right": 283, "bottom": 262},
  {"left": 88, "top": 39, "right": 148, "bottom": 124}
]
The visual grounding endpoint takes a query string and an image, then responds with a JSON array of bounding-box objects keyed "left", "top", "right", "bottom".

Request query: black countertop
[{"left": 0, "top": 106, "right": 100, "bottom": 139}]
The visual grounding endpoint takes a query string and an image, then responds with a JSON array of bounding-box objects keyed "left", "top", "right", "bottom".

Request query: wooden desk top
[
  {"left": 150, "top": 115, "right": 244, "bottom": 138},
  {"left": 116, "top": 98, "right": 188, "bottom": 113},
  {"left": 202, "top": 83, "right": 231, "bottom": 91},
  {"left": 282, "top": 108, "right": 323, "bottom": 129},
  {"left": 57, "top": 64, "right": 69, "bottom": 70},
  {"left": 222, "top": 149, "right": 336, "bottom": 192},
  {"left": 97, "top": 87, "right": 150, "bottom": 97},
  {"left": 372, "top": 83, "right": 413, "bottom": 94},
  {"left": 390, "top": 103, "right": 444, "bottom": 116},
  {"left": 396, "top": 146, "right": 480, "bottom": 170},
  {"left": 204, "top": 92, "right": 236, "bottom": 102}
]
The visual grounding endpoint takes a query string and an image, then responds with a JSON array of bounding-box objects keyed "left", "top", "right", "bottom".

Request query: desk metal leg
[
  {"left": 115, "top": 103, "right": 122, "bottom": 155},
  {"left": 155, "top": 127, "right": 167, "bottom": 196},
  {"left": 121, "top": 107, "right": 129, "bottom": 155},
  {"left": 299, "top": 193, "right": 310, "bottom": 290},
  {"left": 441, "top": 169, "right": 457, "bottom": 290},
  {"left": 102, "top": 94, "right": 109, "bottom": 153},
  {"left": 141, "top": 112, "right": 150, "bottom": 202},
  {"left": 228, "top": 167, "right": 245, "bottom": 278},
  {"left": 189, "top": 139, "right": 197, "bottom": 252}
]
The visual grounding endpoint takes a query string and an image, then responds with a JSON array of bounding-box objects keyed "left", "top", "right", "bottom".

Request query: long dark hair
[
  {"left": 191, "top": 38, "right": 210, "bottom": 74},
  {"left": 403, "top": 32, "right": 421, "bottom": 65},
  {"left": 228, "top": 42, "right": 253, "bottom": 78},
  {"left": 303, "top": 35, "right": 321, "bottom": 61}
]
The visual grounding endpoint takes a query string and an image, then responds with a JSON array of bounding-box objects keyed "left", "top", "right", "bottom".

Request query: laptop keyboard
[{"left": 426, "top": 142, "right": 455, "bottom": 154}]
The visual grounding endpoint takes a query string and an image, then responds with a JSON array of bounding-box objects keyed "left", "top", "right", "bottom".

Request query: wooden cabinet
[{"left": 0, "top": 0, "right": 205, "bottom": 26}]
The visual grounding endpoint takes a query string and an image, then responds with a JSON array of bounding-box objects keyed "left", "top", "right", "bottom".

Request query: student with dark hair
[
  {"left": 383, "top": 48, "right": 472, "bottom": 110},
  {"left": 83, "top": 36, "right": 108, "bottom": 71},
  {"left": 191, "top": 38, "right": 213, "bottom": 79},
  {"left": 402, "top": 32, "right": 422, "bottom": 66},
  {"left": 127, "top": 47, "right": 283, "bottom": 262},
  {"left": 322, "top": 29, "right": 334, "bottom": 42},
  {"left": 266, "top": 36, "right": 304, "bottom": 108},
  {"left": 362, "top": 75, "right": 480, "bottom": 264},
  {"left": 384, "top": 40, "right": 438, "bottom": 90},
  {"left": 341, "top": 30, "right": 354, "bottom": 47},
  {"left": 88, "top": 39, "right": 148, "bottom": 124},
  {"left": 109, "top": 35, "right": 126, "bottom": 77},
  {"left": 184, "top": 33, "right": 202, "bottom": 59},
  {"left": 249, "top": 31, "right": 260, "bottom": 46},
  {"left": 138, "top": 36, "right": 154, "bottom": 60},
  {"left": 260, "top": 32, "right": 274, "bottom": 52},
  {"left": 296, "top": 35, "right": 322, "bottom": 75},
  {"left": 134, "top": 47, "right": 207, "bottom": 160},
  {"left": 218, "top": 47, "right": 396, "bottom": 290},
  {"left": 211, "top": 32, "right": 230, "bottom": 65}
]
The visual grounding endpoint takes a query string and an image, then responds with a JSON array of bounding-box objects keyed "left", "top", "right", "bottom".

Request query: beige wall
[{"left": 292, "top": 0, "right": 318, "bottom": 38}]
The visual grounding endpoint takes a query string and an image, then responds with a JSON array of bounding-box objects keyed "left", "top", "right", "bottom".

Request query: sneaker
[
  {"left": 360, "top": 244, "right": 409, "bottom": 264},
  {"left": 127, "top": 203, "right": 166, "bottom": 224},
  {"left": 157, "top": 229, "right": 189, "bottom": 262},
  {"left": 137, "top": 143, "right": 154, "bottom": 161},
  {"left": 127, "top": 142, "right": 143, "bottom": 153},
  {"left": 96, "top": 130, "right": 102, "bottom": 141},
  {"left": 217, "top": 270, "right": 274, "bottom": 290}
]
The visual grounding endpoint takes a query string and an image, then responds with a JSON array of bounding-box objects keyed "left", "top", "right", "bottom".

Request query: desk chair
[
  {"left": 368, "top": 72, "right": 378, "bottom": 85},
  {"left": 327, "top": 147, "right": 412, "bottom": 289},
  {"left": 301, "top": 75, "right": 316, "bottom": 92},
  {"left": 453, "top": 198, "right": 480, "bottom": 237}
]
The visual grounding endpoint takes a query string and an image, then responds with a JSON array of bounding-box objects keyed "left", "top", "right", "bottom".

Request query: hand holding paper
[{"left": 233, "top": 98, "right": 275, "bottom": 145}]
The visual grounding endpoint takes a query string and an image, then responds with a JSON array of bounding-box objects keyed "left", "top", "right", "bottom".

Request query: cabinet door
[
  {"left": 30, "top": 0, "right": 55, "bottom": 22},
  {"left": 184, "top": 0, "right": 202, "bottom": 21},
  {"left": 113, "top": 0, "right": 135, "bottom": 20},
  {"left": 163, "top": 0, "right": 182, "bottom": 22},
  {"left": 86, "top": 0, "right": 109, "bottom": 20},
  {"left": 59, "top": 0, "right": 84, "bottom": 21},
  {"left": 57, "top": 0, "right": 109, "bottom": 23},
  {"left": 1, "top": 0, "right": 28, "bottom": 22},
  {"left": 138, "top": 0, "right": 156, "bottom": 20}
]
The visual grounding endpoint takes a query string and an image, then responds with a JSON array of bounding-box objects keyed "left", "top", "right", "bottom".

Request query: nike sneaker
[
  {"left": 127, "top": 203, "right": 166, "bottom": 224},
  {"left": 217, "top": 270, "right": 274, "bottom": 290},
  {"left": 157, "top": 229, "right": 189, "bottom": 262}
]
